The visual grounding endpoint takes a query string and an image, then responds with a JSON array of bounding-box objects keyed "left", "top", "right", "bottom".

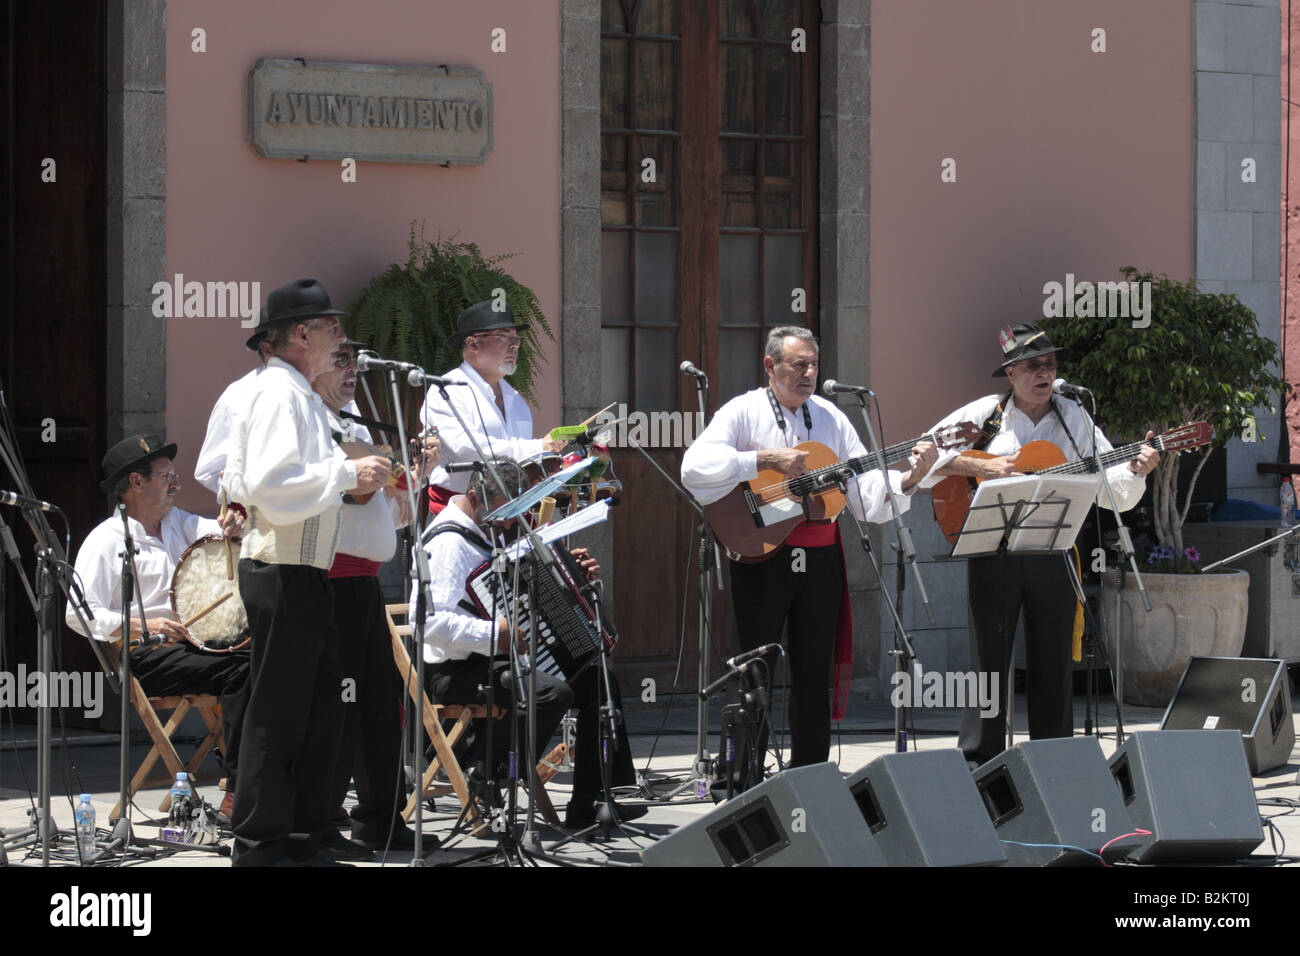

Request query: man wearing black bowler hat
[
  {"left": 419, "top": 299, "right": 565, "bottom": 514},
  {"left": 67, "top": 434, "right": 250, "bottom": 799},
  {"left": 221, "top": 278, "right": 392, "bottom": 866},
  {"left": 919, "top": 322, "right": 1160, "bottom": 767}
]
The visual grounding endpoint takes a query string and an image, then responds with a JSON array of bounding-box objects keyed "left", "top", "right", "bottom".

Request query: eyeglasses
[
  {"left": 477, "top": 332, "right": 521, "bottom": 349},
  {"left": 150, "top": 469, "right": 180, "bottom": 484},
  {"left": 1014, "top": 358, "right": 1058, "bottom": 374},
  {"left": 332, "top": 351, "right": 357, "bottom": 369}
]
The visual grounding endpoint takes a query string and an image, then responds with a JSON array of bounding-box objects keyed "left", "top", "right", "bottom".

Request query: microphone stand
[{"left": 842, "top": 388, "right": 934, "bottom": 752}]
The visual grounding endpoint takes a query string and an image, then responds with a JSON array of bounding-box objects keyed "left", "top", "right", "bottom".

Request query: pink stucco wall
[
  {"left": 1285, "top": 6, "right": 1300, "bottom": 460},
  {"left": 870, "top": 0, "right": 1195, "bottom": 441},
  {"left": 165, "top": 0, "right": 562, "bottom": 515}
]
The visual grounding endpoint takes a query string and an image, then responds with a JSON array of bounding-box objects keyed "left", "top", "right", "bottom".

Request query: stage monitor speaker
[
  {"left": 971, "top": 736, "right": 1139, "bottom": 866},
  {"left": 1108, "top": 729, "right": 1264, "bottom": 864},
  {"left": 1159, "top": 656, "right": 1295, "bottom": 775},
  {"left": 641, "top": 762, "right": 885, "bottom": 867},
  {"left": 846, "top": 749, "right": 1006, "bottom": 866}
]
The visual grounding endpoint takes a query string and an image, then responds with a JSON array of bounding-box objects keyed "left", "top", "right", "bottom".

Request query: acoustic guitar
[
  {"left": 930, "top": 421, "right": 1213, "bottom": 544},
  {"left": 705, "top": 422, "right": 979, "bottom": 561}
]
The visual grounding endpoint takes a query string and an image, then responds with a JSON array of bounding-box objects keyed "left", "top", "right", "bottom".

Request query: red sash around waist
[{"left": 329, "top": 553, "right": 382, "bottom": 579}]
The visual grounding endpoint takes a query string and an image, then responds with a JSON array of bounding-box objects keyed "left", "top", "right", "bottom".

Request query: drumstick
[
  {"left": 536, "top": 496, "right": 556, "bottom": 525},
  {"left": 577, "top": 402, "right": 617, "bottom": 429},
  {"left": 219, "top": 489, "right": 234, "bottom": 579},
  {"left": 183, "top": 592, "right": 233, "bottom": 629}
]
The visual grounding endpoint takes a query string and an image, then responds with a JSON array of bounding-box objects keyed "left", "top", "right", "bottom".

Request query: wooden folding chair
[
  {"left": 110, "top": 674, "right": 226, "bottom": 820},
  {"left": 386, "top": 603, "right": 562, "bottom": 834}
]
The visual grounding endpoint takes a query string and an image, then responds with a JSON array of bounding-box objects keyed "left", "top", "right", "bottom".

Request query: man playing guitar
[
  {"left": 681, "top": 326, "right": 938, "bottom": 780},
  {"left": 920, "top": 322, "right": 1159, "bottom": 767}
]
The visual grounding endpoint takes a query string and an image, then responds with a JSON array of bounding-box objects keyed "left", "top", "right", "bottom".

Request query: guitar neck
[
  {"left": 791, "top": 433, "right": 932, "bottom": 492},
  {"left": 1039, "top": 437, "right": 1160, "bottom": 477}
]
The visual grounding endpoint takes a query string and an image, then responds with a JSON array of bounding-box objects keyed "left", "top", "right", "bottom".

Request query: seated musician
[
  {"left": 918, "top": 322, "right": 1159, "bottom": 767},
  {"left": 412, "top": 458, "right": 644, "bottom": 828},
  {"left": 418, "top": 300, "right": 565, "bottom": 515},
  {"left": 680, "top": 326, "right": 938, "bottom": 778},
  {"left": 66, "top": 434, "right": 250, "bottom": 805}
]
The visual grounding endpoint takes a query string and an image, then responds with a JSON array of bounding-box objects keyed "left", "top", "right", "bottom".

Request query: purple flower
[{"left": 1184, "top": 546, "right": 1200, "bottom": 563}]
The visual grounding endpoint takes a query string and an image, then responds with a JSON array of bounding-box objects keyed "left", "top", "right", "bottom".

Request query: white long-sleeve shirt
[
  {"left": 194, "top": 366, "right": 263, "bottom": 497},
  {"left": 680, "top": 388, "right": 910, "bottom": 523},
  {"left": 920, "top": 394, "right": 1147, "bottom": 511},
  {"left": 419, "top": 362, "right": 544, "bottom": 494},
  {"left": 66, "top": 508, "right": 220, "bottom": 642},
  {"left": 411, "top": 501, "right": 495, "bottom": 664},
  {"left": 221, "top": 357, "right": 357, "bottom": 569},
  {"left": 333, "top": 405, "right": 401, "bottom": 562}
]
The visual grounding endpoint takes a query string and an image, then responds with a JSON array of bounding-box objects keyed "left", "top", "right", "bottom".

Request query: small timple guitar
[
  {"left": 705, "top": 422, "right": 979, "bottom": 561},
  {"left": 930, "top": 421, "right": 1213, "bottom": 544}
]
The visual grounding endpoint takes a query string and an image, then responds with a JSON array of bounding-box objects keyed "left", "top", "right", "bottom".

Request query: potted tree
[
  {"left": 1043, "top": 267, "right": 1289, "bottom": 705},
  {"left": 344, "top": 225, "right": 554, "bottom": 431}
]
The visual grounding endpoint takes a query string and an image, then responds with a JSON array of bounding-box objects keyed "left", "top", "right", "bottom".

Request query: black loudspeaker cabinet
[
  {"left": 1160, "top": 656, "right": 1295, "bottom": 775},
  {"left": 971, "top": 736, "right": 1140, "bottom": 866},
  {"left": 1108, "top": 729, "right": 1264, "bottom": 864},
  {"left": 846, "top": 749, "right": 1006, "bottom": 866},
  {"left": 640, "top": 762, "right": 885, "bottom": 867}
]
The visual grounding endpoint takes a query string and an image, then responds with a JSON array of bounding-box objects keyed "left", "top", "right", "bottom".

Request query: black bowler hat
[
  {"left": 100, "top": 433, "right": 177, "bottom": 493},
  {"left": 991, "top": 322, "right": 1071, "bottom": 377},
  {"left": 448, "top": 299, "right": 526, "bottom": 351},
  {"left": 245, "top": 277, "right": 347, "bottom": 351}
]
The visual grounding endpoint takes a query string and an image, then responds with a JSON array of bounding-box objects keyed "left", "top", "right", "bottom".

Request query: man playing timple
[
  {"left": 67, "top": 434, "right": 249, "bottom": 800},
  {"left": 682, "top": 327, "right": 939, "bottom": 774},
  {"left": 222, "top": 278, "right": 391, "bottom": 867},
  {"left": 921, "top": 322, "right": 1159, "bottom": 766},
  {"left": 312, "top": 339, "right": 439, "bottom": 853},
  {"left": 420, "top": 300, "right": 564, "bottom": 514}
]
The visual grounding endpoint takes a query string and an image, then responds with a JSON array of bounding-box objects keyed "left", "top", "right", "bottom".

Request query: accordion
[{"left": 465, "top": 545, "right": 616, "bottom": 683}]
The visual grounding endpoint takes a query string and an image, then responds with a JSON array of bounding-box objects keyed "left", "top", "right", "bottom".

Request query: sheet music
[{"left": 501, "top": 499, "right": 611, "bottom": 561}]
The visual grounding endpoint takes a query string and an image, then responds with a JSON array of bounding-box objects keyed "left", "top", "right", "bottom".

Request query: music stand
[{"left": 952, "top": 474, "right": 1099, "bottom": 750}]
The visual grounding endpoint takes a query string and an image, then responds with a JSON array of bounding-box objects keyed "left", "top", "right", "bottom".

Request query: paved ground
[{"left": 3, "top": 689, "right": 1296, "bottom": 870}]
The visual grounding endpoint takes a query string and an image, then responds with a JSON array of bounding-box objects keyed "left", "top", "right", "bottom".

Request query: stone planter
[{"left": 1101, "top": 569, "right": 1249, "bottom": 707}]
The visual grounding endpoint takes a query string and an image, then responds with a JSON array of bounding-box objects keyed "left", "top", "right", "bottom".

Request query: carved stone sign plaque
[{"left": 248, "top": 58, "right": 492, "bottom": 165}]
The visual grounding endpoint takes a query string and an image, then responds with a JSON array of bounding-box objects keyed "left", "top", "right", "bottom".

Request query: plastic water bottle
[
  {"left": 169, "top": 771, "right": 193, "bottom": 829},
  {"left": 74, "top": 793, "right": 95, "bottom": 863},
  {"left": 1281, "top": 480, "right": 1295, "bottom": 527}
]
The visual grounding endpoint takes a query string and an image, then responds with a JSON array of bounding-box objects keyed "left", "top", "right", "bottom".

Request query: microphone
[
  {"left": 725, "top": 643, "right": 783, "bottom": 671},
  {"left": 680, "top": 360, "right": 708, "bottom": 383},
  {"left": 1052, "top": 378, "right": 1092, "bottom": 398},
  {"left": 822, "top": 380, "right": 873, "bottom": 396},
  {"left": 445, "top": 461, "right": 485, "bottom": 473},
  {"left": 406, "top": 367, "right": 467, "bottom": 388},
  {"left": 0, "top": 490, "right": 61, "bottom": 512},
  {"left": 355, "top": 351, "right": 417, "bottom": 373}
]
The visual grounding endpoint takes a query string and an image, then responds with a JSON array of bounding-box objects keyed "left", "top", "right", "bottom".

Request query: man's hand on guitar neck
[
  {"left": 936, "top": 450, "right": 1023, "bottom": 480},
  {"left": 1129, "top": 431, "right": 1160, "bottom": 476},
  {"left": 900, "top": 442, "right": 940, "bottom": 490},
  {"left": 758, "top": 447, "right": 811, "bottom": 477}
]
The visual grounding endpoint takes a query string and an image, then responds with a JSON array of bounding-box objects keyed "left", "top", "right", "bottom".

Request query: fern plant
[{"left": 345, "top": 226, "right": 553, "bottom": 429}]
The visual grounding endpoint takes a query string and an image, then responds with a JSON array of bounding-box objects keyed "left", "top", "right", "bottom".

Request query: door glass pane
[
  {"left": 721, "top": 0, "right": 758, "bottom": 38},
  {"left": 720, "top": 328, "right": 762, "bottom": 401},
  {"left": 602, "top": 0, "right": 628, "bottom": 32},
  {"left": 603, "top": 327, "right": 631, "bottom": 405},
  {"left": 763, "top": 234, "right": 804, "bottom": 326},
  {"left": 635, "top": 328, "right": 677, "bottom": 411},
  {"left": 635, "top": 232, "right": 678, "bottom": 326},
  {"left": 602, "top": 39, "right": 629, "bottom": 129},
  {"left": 718, "top": 233, "right": 759, "bottom": 325},
  {"left": 720, "top": 44, "right": 756, "bottom": 133},
  {"left": 723, "top": 194, "right": 757, "bottom": 228},
  {"left": 764, "top": 47, "right": 793, "bottom": 134},
  {"left": 636, "top": 41, "right": 677, "bottom": 130},
  {"left": 636, "top": 135, "right": 676, "bottom": 226},
  {"left": 602, "top": 231, "right": 630, "bottom": 323},
  {"left": 636, "top": 0, "right": 679, "bottom": 35},
  {"left": 601, "top": 134, "right": 629, "bottom": 225},
  {"left": 760, "top": 0, "right": 793, "bottom": 41},
  {"left": 762, "top": 194, "right": 792, "bottom": 229},
  {"left": 722, "top": 138, "right": 756, "bottom": 177}
]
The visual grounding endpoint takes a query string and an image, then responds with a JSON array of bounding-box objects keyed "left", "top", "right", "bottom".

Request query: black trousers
[
  {"left": 425, "top": 655, "right": 635, "bottom": 797},
  {"left": 129, "top": 642, "right": 250, "bottom": 785},
  {"left": 728, "top": 543, "right": 842, "bottom": 770},
  {"left": 231, "top": 560, "right": 344, "bottom": 865},
  {"left": 328, "top": 575, "right": 405, "bottom": 834},
  {"left": 959, "top": 552, "right": 1076, "bottom": 765}
]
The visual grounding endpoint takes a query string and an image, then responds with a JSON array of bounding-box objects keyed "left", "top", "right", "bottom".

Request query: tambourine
[{"left": 170, "top": 535, "right": 250, "bottom": 653}]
